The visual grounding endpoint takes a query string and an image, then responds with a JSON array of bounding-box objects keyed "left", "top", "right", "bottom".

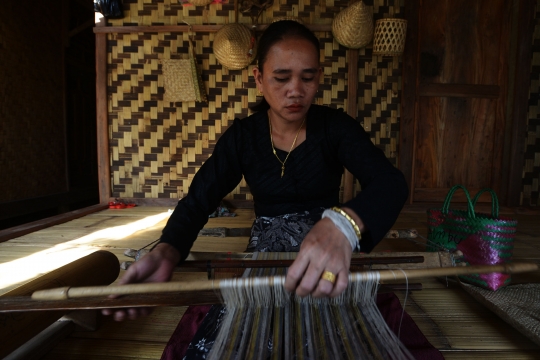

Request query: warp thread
[{"left": 206, "top": 253, "right": 414, "bottom": 360}]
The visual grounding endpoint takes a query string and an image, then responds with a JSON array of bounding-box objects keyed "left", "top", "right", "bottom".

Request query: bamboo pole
[{"left": 32, "top": 262, "right": 539, "bottom": 301}]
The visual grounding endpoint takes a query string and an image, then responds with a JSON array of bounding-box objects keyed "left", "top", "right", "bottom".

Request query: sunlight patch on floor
[{"left": 0, "top": 211, "right": 171, "bottom": 292}]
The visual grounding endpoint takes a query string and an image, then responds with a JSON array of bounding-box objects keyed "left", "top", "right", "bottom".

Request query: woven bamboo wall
[
  {"left": 0, "top": 2, "right": 67, "bottom": 202},
  {"left": 522, "top": 0, "right": 540, "bottom": 207},
  {"left": 106, "top": 0, "right": 404, "bottom": 201}
]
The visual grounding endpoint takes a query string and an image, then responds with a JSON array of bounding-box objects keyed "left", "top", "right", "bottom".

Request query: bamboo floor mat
[
  {"left": 0, "top": 207, "right": 539, "bottom": 358},
  {"left": 396, "top": 289, "right": 539, "bottom": 350}
]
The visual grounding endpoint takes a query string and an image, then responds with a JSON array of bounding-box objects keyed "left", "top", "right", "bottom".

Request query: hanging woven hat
[
  {"left": 332, "top": 1, "right": 373, "bottom": 49},
  {"left": 213, "top": 23, "right": 256, "bottom": 70}
]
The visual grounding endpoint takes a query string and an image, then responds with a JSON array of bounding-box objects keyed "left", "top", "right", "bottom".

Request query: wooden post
[
  {"left": 399, "top": 0, "right": 420, "bottom": 204},
  {"left": 95, "top": 14, "right": 110, "bottom": 204},
  {"left": 507, "top": 0, "right": 536, "bottom": 207},
  {"left": 61, "top": 0, "right": 70, "bottom": 191}
]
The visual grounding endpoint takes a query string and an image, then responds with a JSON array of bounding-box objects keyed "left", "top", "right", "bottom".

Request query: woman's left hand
[{"left": 284, "top": 215, "right": 354, "bottom": 298}]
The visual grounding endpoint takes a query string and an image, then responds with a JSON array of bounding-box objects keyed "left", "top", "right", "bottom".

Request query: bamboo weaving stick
[
  {"left": 0, "top": 284, "right": 423, "bottom": 313},
  {"left": 32, "top": 262, "right": 539, "bottom": 301}
]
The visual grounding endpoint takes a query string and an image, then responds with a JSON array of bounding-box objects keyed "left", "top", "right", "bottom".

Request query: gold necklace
[{"left": 269, "top": 116, "right": 306, "bottom": 178}]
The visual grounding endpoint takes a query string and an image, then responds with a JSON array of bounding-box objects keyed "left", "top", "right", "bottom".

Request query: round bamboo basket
[
  {"left": 213, "top": 23, "right": 256, "bottom": 70},
  {"left": 332, "top": 1, "right": 373, "bottom": 49},
  {"left": 373, "top": 19, "right": 408, "bottom": 56}
]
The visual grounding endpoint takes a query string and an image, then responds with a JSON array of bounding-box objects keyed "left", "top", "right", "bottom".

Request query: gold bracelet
[{"left": 331, "top": 207, "right": 362, "bottom": 240}]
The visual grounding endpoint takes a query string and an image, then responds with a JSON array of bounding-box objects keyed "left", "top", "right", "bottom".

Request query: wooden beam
[
  {"left": 402, "top": 201, "right": 540, "bottom": 215},
  {"left": 413, "top": 187, "right": 498, "bottom": 204},
  {"left": 95, "top": 15, "right": 110, "bottom": 204},
  {"left": 0, "top": 204, "right": 107, "bottom": 243},
  {"left": 0, "top": 291, "right": 220, "bottom": 313},
  {"left": 92, "top": 24, "right": 333, "bottom": 34},
  {"left": 507, "top": 0, "right": 536, "bottom": 206},
  {"left": 108, "top": 197, "right": 254, "bottom": 209},
  {"left": 0, "top": 186, "right": 98, "bottom": 221},
  {"left": 418, "top": 83, "right": 500, "bottom": 98},
  {"left": 399, "top": 0, "right": 420, "bottom": 203}
]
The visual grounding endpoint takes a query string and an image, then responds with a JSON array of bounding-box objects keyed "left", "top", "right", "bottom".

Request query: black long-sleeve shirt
[{"left": 160, "top": 105, "right": 409, "bottom": 260}]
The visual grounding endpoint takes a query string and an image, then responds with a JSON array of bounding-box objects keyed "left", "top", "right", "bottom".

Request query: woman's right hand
[{"left": 101, "top": 242, "right": 181, "bottom": 321}]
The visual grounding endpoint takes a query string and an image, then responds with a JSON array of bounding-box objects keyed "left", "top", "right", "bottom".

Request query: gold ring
[{"left": 320, "top": 270, "right": 336, "bottom": 284}]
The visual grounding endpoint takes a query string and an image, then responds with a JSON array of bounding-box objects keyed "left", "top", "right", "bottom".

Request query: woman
[{"left": 104, "top": 20, "right": 408, "bottom": 321}]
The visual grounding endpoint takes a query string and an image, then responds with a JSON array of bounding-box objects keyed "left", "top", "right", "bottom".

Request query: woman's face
[{"left": 253, "top": 37, "right": 322, "bottom": 123}]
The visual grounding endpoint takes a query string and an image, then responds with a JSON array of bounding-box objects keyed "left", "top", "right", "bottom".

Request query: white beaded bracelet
[{"left": 322, "top": 209, "right": 360, "bottom": 251}]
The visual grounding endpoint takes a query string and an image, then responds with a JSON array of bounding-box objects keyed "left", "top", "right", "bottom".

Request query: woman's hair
[{"left": 251, "top": 20, "right": 320, "bottom": 112}]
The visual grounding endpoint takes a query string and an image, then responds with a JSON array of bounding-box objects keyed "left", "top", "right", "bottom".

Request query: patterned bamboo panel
[
  {"left": 522, "top": 1, "right": 540, "bottom": 207},
  {"left": 106, "top": 0, "right": 405, "bottom": 201},
  {"left": 0, "top": 2, "right": 68, "bottom": 202}
]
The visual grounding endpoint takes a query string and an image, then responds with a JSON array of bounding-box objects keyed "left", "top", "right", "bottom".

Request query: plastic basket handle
[
  {"left": 471, "top": 188, "right": 499, "bottom": 218},
  {"left": 442, "top": 185, "right": 475, "bottom": 218}
]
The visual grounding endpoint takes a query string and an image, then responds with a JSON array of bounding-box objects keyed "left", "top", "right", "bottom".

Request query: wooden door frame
[
  {"left": 400, "top": 0, "right": 420, "bottom": 205},
  {"left": 95, "top": 14, "right": 110, "bottom": 204},
  {"left": 507, "top": 0, "right": 537, "bottom": 206},
  {"left": 92, "top": 21, "right": 357, "bottom": 205},
  {"left": 399, "top": 0, "right": 537, "bottom": 206}
]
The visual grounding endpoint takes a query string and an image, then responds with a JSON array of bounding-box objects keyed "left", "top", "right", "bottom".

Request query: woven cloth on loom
[
  {"left": 161, "top": 253, "right": 443, "bottom": 360},
  {"left": 461, "top": 282, "right": 540, "bottom": 347},
  {"left": 162, "top": 294, "right": 443, "bottom": 360}
]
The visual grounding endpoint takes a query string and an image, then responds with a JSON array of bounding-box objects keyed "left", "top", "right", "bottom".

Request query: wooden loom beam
[
  {"left": 29, "top": 262, "right": 539, "bottom": 300},
  {"left": 1, "top": 284, "right": 423, "bottom": 314},
  {"left": 180, "top": 251, "right": 453, "bottom": 270},
  {"left": 1, "top": 292, "right": 220, "bottom": 313},
  {"left": 0, "top": 251, "right": 119, "bottom": 358},
  {"left": 178, "top": 256, "right": 425, "bottom": 269}
]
